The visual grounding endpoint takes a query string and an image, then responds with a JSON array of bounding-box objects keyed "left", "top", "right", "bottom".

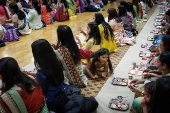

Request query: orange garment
[
  {"left": 17, "top": 87, "right": 44, "bottom": 113},
  {"left": 41, "top": 5, "right": 51, "bottom": 25}
]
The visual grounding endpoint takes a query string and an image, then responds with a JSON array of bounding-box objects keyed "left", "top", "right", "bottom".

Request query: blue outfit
[
  {"left": 21, "top": 3, "right": 30, "bottom": 9},
  {"left": 36, "top": 71, "right": 67, "bottom": 107}
]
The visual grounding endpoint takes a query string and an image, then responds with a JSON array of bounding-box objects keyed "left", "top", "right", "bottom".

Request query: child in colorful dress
[
  {"left": 85, "top": 48, "right": 113, "bottom": 79},
  {"left": 75, "top": 22, "right": 101, "bottom": 59}
]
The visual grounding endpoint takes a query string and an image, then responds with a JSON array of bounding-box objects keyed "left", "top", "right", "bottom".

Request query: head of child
[
  {"left": 97, "top": 48, "right": 109, "bottom": 64},
  {"left": 157, "top": 52, "right": 170, "bottom": 75},
  {"left": 88, "top": 48, "right": 113, "bottom": 73},
  {"left": 160, "top": 35, "right": 170, "bottom": 52},
  {"left": 143, "top": 82, "right": 155, "bottom": 104},
  {"left": 86, "top": 22, "right": 101, "bottom": 45},
  {"left": 107, "top": 8, "right": 117, "bottom": 22},
  {"left": 118, "top": 5, "right": 126, "bottom": 17}
]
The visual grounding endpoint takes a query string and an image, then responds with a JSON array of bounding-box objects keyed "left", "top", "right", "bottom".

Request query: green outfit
[{"left": 66, "top": 0, "right": 77, "bottom": 15}]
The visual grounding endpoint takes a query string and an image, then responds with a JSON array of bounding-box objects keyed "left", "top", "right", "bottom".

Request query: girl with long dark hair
[
  {"left": 40, "top": 0, "right": 51, "bottom": 25},
  {"left": 93, "top": 13, "right": 117, "bottom": 52},
  {"left": 75, "top": 22, "right": 101, "bottom": 59},
  {"left": 0, "top": 57, "right": 48, "bottom": 112},
  {"left": 86, "top": 48, "right": 113, "bottom": 79},
  {"left": 27, "top": 0, "right": 43, "bottom": 30},
  {"left": 53, "top": 25, "right": 87, "bottom": 88}
]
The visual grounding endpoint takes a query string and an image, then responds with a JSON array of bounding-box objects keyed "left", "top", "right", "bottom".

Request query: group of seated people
[
  {"left": 0, "top": 0, "right": 156, "bottom": 45},
  {"left": 0, "top": 0, "right": 164, "bottom": 112},
  {"left": 129, "top": 35, "right": 170, "bottom": 113},
  {"left": 129, "top": 4, "right": 170, "bottom": 113}
]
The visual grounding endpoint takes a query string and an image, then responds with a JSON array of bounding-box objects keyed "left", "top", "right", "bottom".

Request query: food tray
[
  {"left": 112, "top": 77, "right": 128, "bottom": 86},
  {"left": 108, "top": 98, "right": 130, "bottom": 111}
]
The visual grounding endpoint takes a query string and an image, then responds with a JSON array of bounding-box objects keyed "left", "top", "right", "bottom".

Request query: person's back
[{"left": 98, "top": 24, "right": 117, "bottom": 52}]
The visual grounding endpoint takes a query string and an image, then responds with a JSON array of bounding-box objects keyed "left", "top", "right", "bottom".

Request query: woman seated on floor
[
  {"left": 117, "top": 5, "right": 134, "bottom": 38},
  {"left": 22, "top": 39, "right": 98, "bottom": 113},
  {"left": 93, "top": 13, "right": 117, "bottom": 52},
  {"left": 0, "top": 57, "right": 48, "bottom": 112},
  {"left": 75, "top": 22, "right": 101, "bottom": 59},
  {"left": 0, "top": 0, "right": 11, "bottom": 24},
  {"left": 129, "top": 51, "right": 170, "bottom": 113},
  {"left": 106, "top": 8, "right": 136, "bottom": 46},
  {"left": 54, "top": 0, "right": 69, "bottom": 21},
  {"left": 26, "top": 0, "right": 43, "bottom": 30},
  {"left": 51, "top": 25, "right": 87, "bottom": 88},
  {"left": 7, "top": 3, "right": 32, "bottom": 35},
  {"left": 40, "top": 0, "right": 51, "bottom": 25}
]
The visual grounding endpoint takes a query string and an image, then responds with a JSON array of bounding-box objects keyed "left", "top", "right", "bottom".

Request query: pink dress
[{"left": 0, "top": 6, "right": 8, "bottom": 24}]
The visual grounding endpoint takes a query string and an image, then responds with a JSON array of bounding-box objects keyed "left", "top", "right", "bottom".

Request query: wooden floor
[{"left": 0, "top": 0, "right": 130, "bottom": 67}]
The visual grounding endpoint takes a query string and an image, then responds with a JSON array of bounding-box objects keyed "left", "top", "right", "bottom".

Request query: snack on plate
[
  {"left": 112, "top": 77, "right": 128, "bottom": 86},
  {"left": 108, "top": 98, "right": 130, "bottom": 111}
]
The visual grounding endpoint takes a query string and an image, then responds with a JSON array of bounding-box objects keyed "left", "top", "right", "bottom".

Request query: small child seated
[{"left": 85, "top": 48, "right": 113, "bottom": 79}]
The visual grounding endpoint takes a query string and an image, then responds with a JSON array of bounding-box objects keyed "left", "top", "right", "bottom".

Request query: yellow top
[{"left": 98, "top": 24, "right": 117, "bottom": 52}]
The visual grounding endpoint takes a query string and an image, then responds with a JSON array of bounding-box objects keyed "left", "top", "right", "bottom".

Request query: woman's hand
[
  {"left": 129, "top": 79, "right": 144, "bottom": 85},
  {"left": 143, "top": 69, "right": 151, "bottom": 73},
  {"left": 101, "top": 72, "right": 107, "bottom": 77},
  {"left": 129, "top": 84, "right": 143, "bottom": 93},
  {"left": 75, "top": 35, "right": 80, "bottom": 41},
  {"left": 143, "top": 72, "right": 161, "bottom": 78}
]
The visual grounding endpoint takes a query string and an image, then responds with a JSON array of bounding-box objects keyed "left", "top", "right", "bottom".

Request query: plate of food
[
  {"left": 112, "top": 77, "right": 128, "bottom": 86},
  {"left": 108, "top": 97, "right": 130, "bottom": 111}
]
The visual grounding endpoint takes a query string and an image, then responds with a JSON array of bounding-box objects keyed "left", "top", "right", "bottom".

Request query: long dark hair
[
  {"left": 32, "top": 0, "right": 41, "bottom": 14},
  {"left": 150, "top": 76, "right": 170, "bottom": 113},
  {"left": 107, "top": 8, "right": 117, "bottom": 22},
  {"left": 88, "top": 48, "right": 113, "bottom": 74},
  {"left": 94, "top": 13, "right": 114, "bottom": 41},
  {"left": 42, "top": 0, "right": 51, "bottom": 12},
  {"left": 9, "top": 3, "right": 25, "bottom": 20},
  {"left": 162, "top": 35, "right": 170, "bottom": 51},
  {"left": 118, "top": 5, "right": 127, "bottom": 17},
  {"left": 56, "top": 25, "right": 81, "bottom": 65},
  {"left": 0, "top": 57, "right": 39, "bottom": 93},
  {"left": 158, "top": 52, "right": 170, "bottom": 69},
  {"left": 126, "top": 2, "right": 136, "bottom": 17},
  {"left": 87, "top": 22, "right": 101, "bottom": 45},
  {"left": 31, "top": 39, "right": 64, "bottom": 87}
]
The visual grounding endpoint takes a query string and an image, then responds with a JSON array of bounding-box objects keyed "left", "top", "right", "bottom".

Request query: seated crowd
[{"left": 1, "top": 0, "right": 169, "bottom": 112}]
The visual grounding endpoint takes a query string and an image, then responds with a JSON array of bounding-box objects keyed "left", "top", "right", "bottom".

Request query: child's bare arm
[
  {"left": 102, "top": 63, "right": 108, "bottom": 77},
  {"left": 85, "top": 60, "right": 94, "bottom": 79}
]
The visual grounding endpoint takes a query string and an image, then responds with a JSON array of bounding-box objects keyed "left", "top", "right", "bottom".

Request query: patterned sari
[
  {"left": 0, "top": 87, "right": 48, "bottom": 113},
  {"left": 54, "top": 46, "right": 87, "bottom": 88}
]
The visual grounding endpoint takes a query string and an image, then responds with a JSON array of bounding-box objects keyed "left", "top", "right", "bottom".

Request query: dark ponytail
[
  {"left": 32, "top": 0, "right": 41, "bottom": 14},
  {"left": 9, "top": 3, "right": 25, "bottom": 20}
]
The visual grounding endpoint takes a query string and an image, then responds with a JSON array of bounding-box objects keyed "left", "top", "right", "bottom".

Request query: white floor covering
[{"left": 93, "top": 5, "right": 161, "bottom": 113}]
